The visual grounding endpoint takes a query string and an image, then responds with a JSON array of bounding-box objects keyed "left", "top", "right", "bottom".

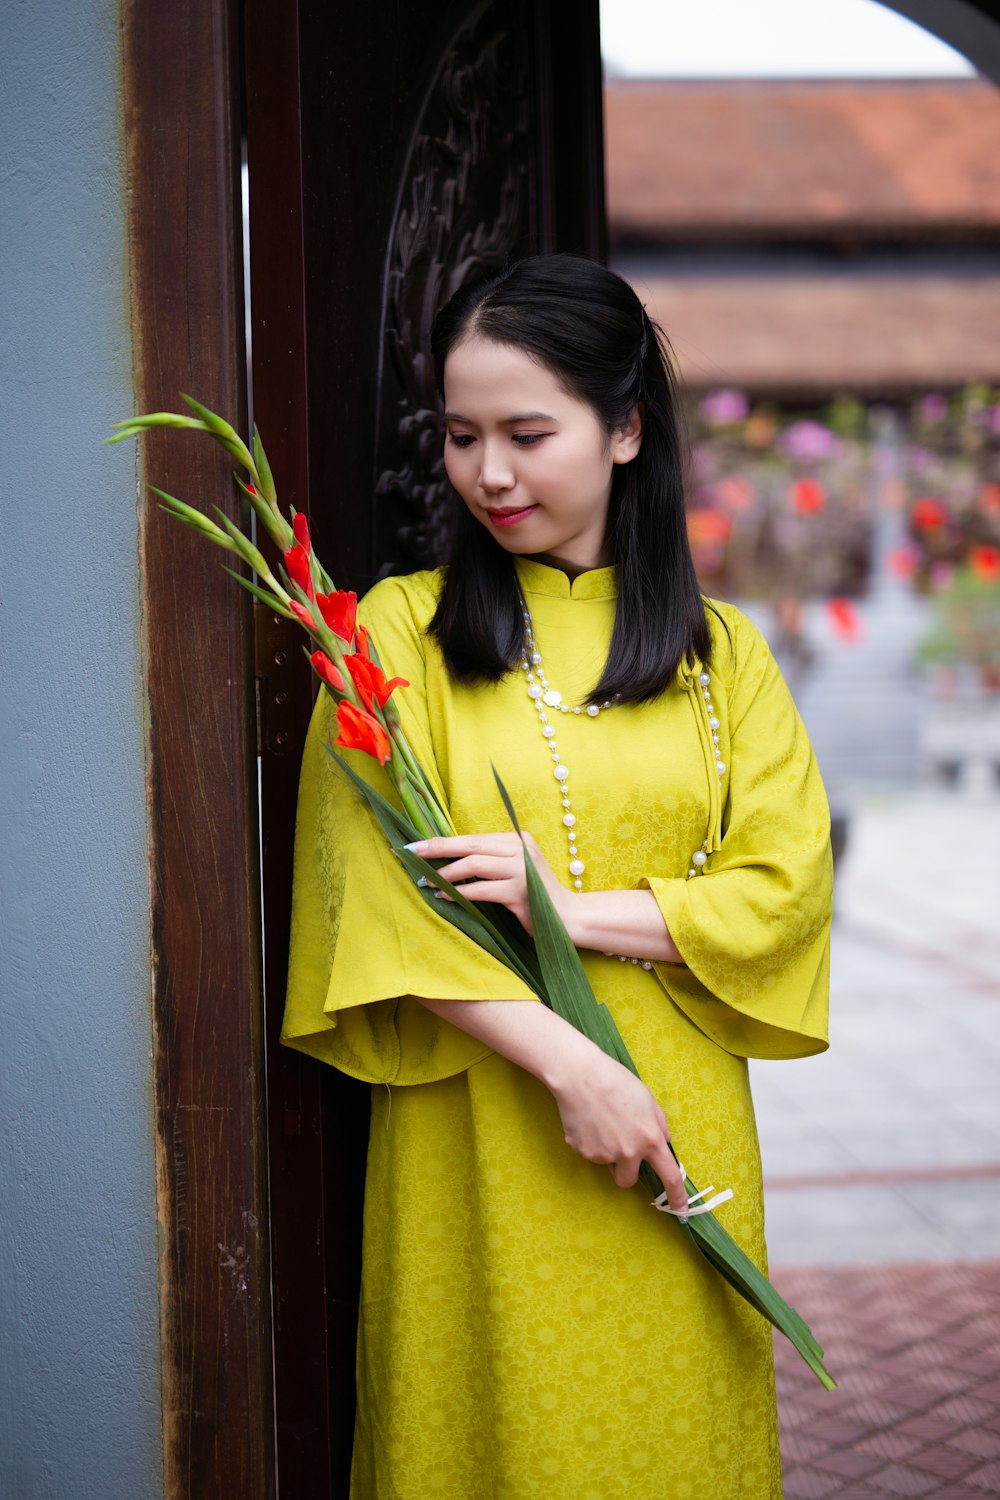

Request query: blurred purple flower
[
  {"left": 700, "top": 389, "right": 749, "bottom": 427},
  {"left": 690, "top": 442, "right": 718, "bottom": 482},
  {"left": 905, "top": 445, "right": 936, "bottom": 477},
  {"left": 917, "top": 393, "right": 948, "bottom": 425},
  {"left": 778, "top": 421, "right": 842, "bottom": 462}
]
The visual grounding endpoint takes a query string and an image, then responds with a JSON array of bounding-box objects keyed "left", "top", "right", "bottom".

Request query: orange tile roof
[
  {"left": 629, "top": 272, "right": 1000, "bottom": 394},
  {"left": 605, "top": 80, "right": 1000, "bottom": 237}
]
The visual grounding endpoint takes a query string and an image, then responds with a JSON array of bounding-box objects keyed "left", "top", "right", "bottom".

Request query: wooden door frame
[{"left": 123, "top": 1, "right": 274, "bottom": 1496}]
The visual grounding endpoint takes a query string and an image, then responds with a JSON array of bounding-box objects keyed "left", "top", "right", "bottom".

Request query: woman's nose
[{"left": 479, "top": 443, "right": 515, "bottom": 493}]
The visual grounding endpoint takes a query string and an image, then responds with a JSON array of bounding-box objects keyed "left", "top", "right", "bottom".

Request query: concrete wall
[{"left": 0, "top": 2, "right": 163, "bottom": 1496}]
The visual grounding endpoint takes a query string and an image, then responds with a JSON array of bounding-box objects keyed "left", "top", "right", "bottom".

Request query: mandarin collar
[{"left": 514, "top": 556, "right": 618, "bottom": 601}]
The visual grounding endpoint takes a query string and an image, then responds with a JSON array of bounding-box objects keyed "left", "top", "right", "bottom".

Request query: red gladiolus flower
[
  {"left": 335, "top": 700, "right": 391, "bottom": 765},
  {"left": 317, "top": 589, "right": 358, "bottom": 642},
  {"left": 246, "top": 482, "right": 257, "bottom": 495},
  {"left": 344, "top": 653, "right": 409, "bottom": 712},
  {"left": 310, "top": 650, "right": 344, "bottom": 692},
  {"left": 355, "top": 623, "right": 371, "bottom": 660},
  {"left": 825, "top": 597, "right": 862, "bottom": 642},
  {"left": 790, "top": 478, "right": 826, "bottom": 516},
  {"left": 970, "top": 545, "right": 1000, "bottom": 583},
  {"left": 285, "top": 543, "right": 314, "bottom": 599},
  {"left": 911, "top": 497, "right": 946, "bottom": 531},
  {"left": 292, "top": 511, "right": 311, "bottom": 551},
  {"left": 289, "top": 599, "right": 317, "bottom": 631}
]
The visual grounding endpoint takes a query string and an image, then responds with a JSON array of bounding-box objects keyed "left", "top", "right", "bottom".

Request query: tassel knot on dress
[{"left": 283, "top": 557, "right": 833, "bottom": 1500}]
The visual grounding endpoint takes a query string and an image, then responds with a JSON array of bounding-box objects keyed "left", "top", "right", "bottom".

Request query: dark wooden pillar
[{"left": 122, "top": 1, "right": 273, "bottom": 1494}]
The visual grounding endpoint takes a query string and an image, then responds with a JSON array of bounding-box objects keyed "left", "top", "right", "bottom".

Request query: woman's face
[{"left": 442, "top": 336, "right": 642, "bottom": 576}]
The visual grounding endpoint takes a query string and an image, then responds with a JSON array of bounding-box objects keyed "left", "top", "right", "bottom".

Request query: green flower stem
[
  {"left": 397, "top": 775, "right": 435, "bottom": 840},
  {"left": 387, "top": 725, "right": 453, "bottom": 836}
]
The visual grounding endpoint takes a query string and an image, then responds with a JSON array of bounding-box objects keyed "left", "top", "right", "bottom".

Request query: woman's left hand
[{"left": 409, "top": 832, "right": 573, "bottom": 937}]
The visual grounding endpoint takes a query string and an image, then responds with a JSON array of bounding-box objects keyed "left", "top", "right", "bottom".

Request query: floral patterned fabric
[{"left": 283, "top": 558, "right": 833, "bottom": 1499}]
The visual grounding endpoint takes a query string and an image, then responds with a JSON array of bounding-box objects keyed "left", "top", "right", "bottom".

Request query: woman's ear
[{"left": 611, "top": 405, "right": 644, "bottom": 465}]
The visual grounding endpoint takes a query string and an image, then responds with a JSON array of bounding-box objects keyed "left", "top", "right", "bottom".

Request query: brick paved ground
[
  {"left": 773, "top": 1262, "right": 1000, "bottom": 1499},
  {"left": 747, "top": 793, "right": 1000, "bottom": 1500}
]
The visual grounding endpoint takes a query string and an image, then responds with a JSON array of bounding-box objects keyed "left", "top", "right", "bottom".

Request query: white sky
[{"left": 600, "top": 0, "right": 976, "bottom": 78}]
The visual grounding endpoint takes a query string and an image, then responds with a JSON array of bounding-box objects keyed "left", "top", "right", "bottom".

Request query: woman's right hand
[{"left": 546, "top": 1040, "right": 688, "bottom": 1214}]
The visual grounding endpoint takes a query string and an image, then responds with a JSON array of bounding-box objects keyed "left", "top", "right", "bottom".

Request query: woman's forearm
[
  {"left": 568, "top": 889, "right": 685, "bottom": 964},
  {"left": 412, "top": 996, "right": 592, "bottom": 1092}
]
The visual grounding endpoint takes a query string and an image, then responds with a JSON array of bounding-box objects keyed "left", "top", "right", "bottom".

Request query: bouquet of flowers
[{"left": 109, "top": 396, "right": 835, "bottom": 1389}]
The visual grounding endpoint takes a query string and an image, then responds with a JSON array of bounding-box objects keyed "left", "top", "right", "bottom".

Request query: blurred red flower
[
  {"left": 790, "top": 478, "right": 826, "bottom": 516},
  {"left": 825, "top": 597, "right": 862, "bottom": 642},
  {"left": 686, "top": 509, "right": 732, "bottom": 544},
  {"left": 886, "top": 545, "right": 919, "bottom": 579},
  {"left": 911, "top": 497, "right": 947, "bottom": 531},
  {"left": 970, "top": 545, "right": 1000, "bottom": 583},
  {"left": 716, "top": 476, "right": 753, "bottom": 512}
]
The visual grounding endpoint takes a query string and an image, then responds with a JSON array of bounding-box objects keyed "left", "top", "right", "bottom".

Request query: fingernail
[
  {"left": 416, "top": 876, "right": 429, "bottom": 888},
  {"left": 403, "top": 840, "right": 428, "bottom": 854}
]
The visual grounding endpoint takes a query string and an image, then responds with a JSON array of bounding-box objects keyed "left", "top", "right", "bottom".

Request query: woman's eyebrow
[{"left": 444, "top": 411, "right": 557, "bottom": 424}]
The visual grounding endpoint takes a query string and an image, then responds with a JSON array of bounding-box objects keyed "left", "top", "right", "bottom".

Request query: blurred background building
[{"left": 602, "top": 11, "right": 1000, "bottom": 800}]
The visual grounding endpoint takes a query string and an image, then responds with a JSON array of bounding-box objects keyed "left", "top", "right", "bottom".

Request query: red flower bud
[
  {"left": 285, "top": 543, "right": 314, "bottom": 600},
  {"left": 246, "top": 483, "right": 257, "bottom": 495},
  {"left": 310, "top": 650, "right": 344, "bottom": 692},
  {"left": 335, "top": 700, "right": 391, "bottom": 766},
  {"left": 344, "top": 653, "right": 409, "bottom": 713},
  {"left": 316, "top": 589, "right": 358, "bottom": 642},
  {"left": 292, "top": 511, "right": 311, "bottom": 552},
  {"left": 289, "top": 600, "right": 317, "bottom": 632},
  {"left": 355, "top": 623, "right": 371, "bottom": 661}
]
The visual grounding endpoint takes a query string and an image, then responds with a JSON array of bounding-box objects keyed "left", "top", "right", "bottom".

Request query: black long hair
[{"left": 429, "top": 254, "right": 710, "bottom": 703}]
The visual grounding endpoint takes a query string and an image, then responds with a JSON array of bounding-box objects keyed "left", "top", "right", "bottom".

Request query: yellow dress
[{"left": 283, "top": 558, "right": 832, "bottom": 1500}]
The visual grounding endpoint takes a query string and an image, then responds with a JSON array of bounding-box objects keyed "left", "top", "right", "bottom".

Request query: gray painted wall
[{"left": 0, "top": 2, "right": 163, "bottom": 1496}]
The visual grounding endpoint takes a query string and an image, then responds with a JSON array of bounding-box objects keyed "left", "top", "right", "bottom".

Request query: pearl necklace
[
  {"left": 519, "top": 602, "right": 725, "bottom": 969},
  {"left": 520, "top": 601, "right": 617, "bottom": 897}
]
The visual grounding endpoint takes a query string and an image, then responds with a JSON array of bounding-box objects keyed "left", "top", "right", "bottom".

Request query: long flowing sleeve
[
  {"left": 643, "top": 605, "right": 833, "bottom": 1060},
  {"left": 281, "top": 572, "right": 537, "bottom": 1086}
]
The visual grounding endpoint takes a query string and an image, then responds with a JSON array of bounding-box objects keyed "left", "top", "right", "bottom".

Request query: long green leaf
[{"left": 105, "top": 413, "right": 206, "bottom": 444}]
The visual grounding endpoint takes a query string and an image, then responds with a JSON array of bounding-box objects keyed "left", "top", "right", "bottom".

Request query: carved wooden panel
[{"left": 373, "top": 1, "right": 536, "bottom": 574}]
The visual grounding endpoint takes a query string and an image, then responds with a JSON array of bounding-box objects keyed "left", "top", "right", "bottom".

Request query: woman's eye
[
  {"left": 447, "top": 433, "right": 474, "bottom": 448},
  {"left": 512, "top": 433, "right": 548, "bottom": 446}
]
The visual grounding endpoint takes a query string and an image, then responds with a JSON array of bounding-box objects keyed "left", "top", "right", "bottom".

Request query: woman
[{"left": 283, "top": 255, "right": 833, "bottom": 1499}]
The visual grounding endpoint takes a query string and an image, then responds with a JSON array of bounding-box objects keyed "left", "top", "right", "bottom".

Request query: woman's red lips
[{"left": 486, "top": 505, "right": 538, "bottom": 527}]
